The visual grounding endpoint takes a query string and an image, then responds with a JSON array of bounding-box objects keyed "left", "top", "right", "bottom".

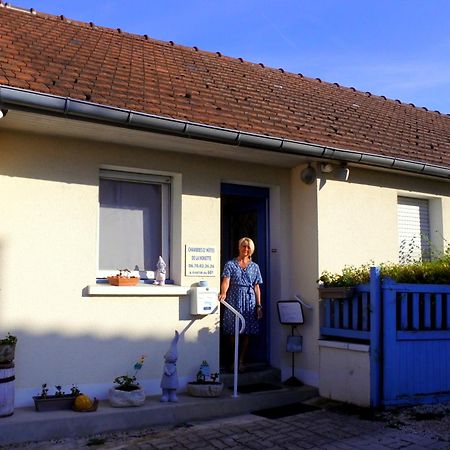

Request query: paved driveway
[{"left": 5, "top": 400, "right": 450, "bottom": 449}]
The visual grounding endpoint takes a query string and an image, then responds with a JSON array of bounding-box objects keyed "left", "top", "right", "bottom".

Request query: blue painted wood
[
  {"left": 319, "top": 327, "right": 370, "bottom": 340},
  {"left": 382, "top": 279, "right": 450, "bottom": 406},
  {"left": 320, "top": 284, "right": 371, "bottom": 340},
  {"left": 397, "top": 330, "right": 450, "bottom": 340},
  {"left": 369, "top": 267, "right": 382, "bottom": 408},
  {"left": 320, "top": 273, "right": 450, "bottom": 406},
  {"left": 446, "top": 294, "right": 450, "bottom": 328},
  {"left": 382, "top": 286, "right": 397, "bottom": 403}
]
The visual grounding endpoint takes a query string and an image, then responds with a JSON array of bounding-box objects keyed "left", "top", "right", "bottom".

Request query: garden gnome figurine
[
  {"left": 160, "top": 330, "right": 179, "bottom": 402},
  {"left": 154, "top": 256, "right": 166, "bottom": 285}
]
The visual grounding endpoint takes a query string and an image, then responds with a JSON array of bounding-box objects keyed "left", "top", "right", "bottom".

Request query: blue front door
[{"left": 220, "top": 183, "right": 270, "bottom": 367}]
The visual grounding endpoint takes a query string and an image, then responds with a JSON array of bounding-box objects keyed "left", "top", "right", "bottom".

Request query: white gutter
[{"left": 1, "top": 85, "right": 449, "bottom": 179}]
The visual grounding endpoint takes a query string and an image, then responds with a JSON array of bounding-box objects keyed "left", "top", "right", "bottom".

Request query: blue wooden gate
[
  {"left": 382, "top": 279, "right": 450, "bottom": 406},
  {"left": 320, "top": 268, "right": 450, "bottom": 406}
]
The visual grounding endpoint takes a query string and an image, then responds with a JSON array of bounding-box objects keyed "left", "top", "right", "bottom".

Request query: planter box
[
  {"left": 107, "top": 276, "right": 140, "bottom": 286},
  {"left": 187, "top": 382, "right": 224, "bottom": 398},
  {"left": 108, "top": 386, "right": 145, "bottom": 407},
  {"left": 318, "top": 286, "right": 354, "bottom": 299},
  {"left": 33, "top": 395, "right": 76, "bottom": 412}
]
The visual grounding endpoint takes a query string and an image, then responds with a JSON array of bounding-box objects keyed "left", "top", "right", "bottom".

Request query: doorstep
[{"left": 0, "top": 385, "right": 318, "bottom": 446}]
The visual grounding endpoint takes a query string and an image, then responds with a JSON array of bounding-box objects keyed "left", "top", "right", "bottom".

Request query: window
[
  {"left": 98, "top": 169, "right": 171, "bottom": 279},
  {"left": 397, "top": 196, "right": 431, "bottom": 263}
]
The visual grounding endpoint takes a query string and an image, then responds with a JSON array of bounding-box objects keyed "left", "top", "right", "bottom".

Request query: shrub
[{"left": 318, "top": 248, "right": 450, "bottom": 286}]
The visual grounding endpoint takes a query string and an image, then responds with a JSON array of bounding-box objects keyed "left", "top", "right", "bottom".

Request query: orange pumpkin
[{"left": 73, "top": 394, "right": 94, "bottom": 411}]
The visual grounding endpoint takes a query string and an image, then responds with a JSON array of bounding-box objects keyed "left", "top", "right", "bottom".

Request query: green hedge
[{"left": 318, "top": 251, "right": 450, "bottom": 286}]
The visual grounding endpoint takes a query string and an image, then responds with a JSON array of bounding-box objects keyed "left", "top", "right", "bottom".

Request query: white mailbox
[{"left": 190, "top": 286, "right": 217, "bottom": 315}]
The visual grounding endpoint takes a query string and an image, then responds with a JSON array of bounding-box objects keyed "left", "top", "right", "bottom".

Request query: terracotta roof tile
[{"left": 1, "top": 5, "right": 450, "bottom": 169}]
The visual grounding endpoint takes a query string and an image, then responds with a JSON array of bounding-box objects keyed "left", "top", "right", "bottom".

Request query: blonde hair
[{"left": 238, "top": 237, "right": 255, "bottom": 256}]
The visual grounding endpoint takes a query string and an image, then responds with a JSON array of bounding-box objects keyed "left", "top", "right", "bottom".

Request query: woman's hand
[
  {"left": 218, "top": 277, "right": 230, "bottom": 302},
  {"left": 254, "top": 284, "right": 262, "bottom": 319},
  {"left": 256, "top": 306, "right": 263, "bottom": 320}
]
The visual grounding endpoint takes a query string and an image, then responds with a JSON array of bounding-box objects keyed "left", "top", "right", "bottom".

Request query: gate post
[{"left": 369, "top": 266, "right": 381, "bottom": 408}]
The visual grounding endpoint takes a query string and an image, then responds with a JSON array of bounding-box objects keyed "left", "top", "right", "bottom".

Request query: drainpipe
[{"left": 1, "top": 85, "right": 449, "bottom": 180}]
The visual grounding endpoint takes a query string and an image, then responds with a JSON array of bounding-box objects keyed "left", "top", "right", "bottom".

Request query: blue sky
[{"left": 14, "top": 0, "right": 450, "bottom": 113}]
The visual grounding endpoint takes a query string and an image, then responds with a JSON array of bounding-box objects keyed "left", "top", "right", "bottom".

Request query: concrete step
[
  {"left": 0, "top": 384, "right": 318, "bottom": 446},
  {"left": 220, "top": 365, "right": 281, "bottom": 388}
]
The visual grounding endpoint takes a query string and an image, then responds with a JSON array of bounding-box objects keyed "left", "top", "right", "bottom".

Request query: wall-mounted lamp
[
  {"left": 0, "top": 109, "right": 8, "bottom": 119},
  {"left": 319, "top": 162, "right": 350, "bottom": 181},
  {"left": 300, "top": 163, "right": 317, "bottom": 185}
]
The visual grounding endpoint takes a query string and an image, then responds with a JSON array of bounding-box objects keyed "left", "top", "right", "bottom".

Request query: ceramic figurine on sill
[
  {"left": 160, "top": 330, "right": 179, "bottom": 402},
  {"left": 154, "top": 256, "right": 167, "bottom": 285}
]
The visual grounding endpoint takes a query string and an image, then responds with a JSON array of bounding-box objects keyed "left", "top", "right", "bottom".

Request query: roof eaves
[{"left": 1, "top": 85, "right": 449, "bottom": 180}]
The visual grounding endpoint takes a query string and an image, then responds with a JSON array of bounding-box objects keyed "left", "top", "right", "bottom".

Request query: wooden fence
[{"left": 320, "top": 267, "right": 450, "bottom": 406}]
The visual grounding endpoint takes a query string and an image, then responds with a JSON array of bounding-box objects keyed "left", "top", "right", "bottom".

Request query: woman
[{"left": 218, "top": 237, "right": 263, "bottom": 372}]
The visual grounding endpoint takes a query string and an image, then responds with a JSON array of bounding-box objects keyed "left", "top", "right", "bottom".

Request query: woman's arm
[{"left": 218, "top": 277, "right": 230, "bottom": 302}]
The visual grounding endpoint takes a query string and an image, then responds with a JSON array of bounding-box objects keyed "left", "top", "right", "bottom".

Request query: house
[{"left": 1, "top": 3, "right": 449, "bottom": 408}]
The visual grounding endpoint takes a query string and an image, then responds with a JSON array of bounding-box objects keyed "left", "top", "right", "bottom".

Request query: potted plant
[
  {"left": 0, "top": 333, "right": 17, "bottom": 364},
  {"left": 317, "top": 265, "right": 370, "bottom": 299},
  {"left": 187, "top": 361, "right": 223, "bottom": 398},
  {"left": 109, "top": 355, "right": 146, "bottom": 407},
  {"left": 107, "top": 268, "right": 140, "bottom": 286},
  {"left": 33, "top": 384, "right": 81, "bottom": 412}
]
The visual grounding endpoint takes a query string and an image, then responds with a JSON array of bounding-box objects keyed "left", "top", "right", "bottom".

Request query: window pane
[{"left": 99, "top": 179, "right": 162, "bottom": 272}]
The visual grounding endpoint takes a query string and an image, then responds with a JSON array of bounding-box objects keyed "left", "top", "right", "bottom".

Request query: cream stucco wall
[
  {"left": 0, "top": 128, "right": 291, "bottom": 406},
  {"left": 288, "top": 163, "right": 450, "bottom": 395},
  {"left": 2, "top": 121, "right": 450, "bottom": 408},
  {"left": 319, "top": 341, "right": 370, "bottom": 407}
]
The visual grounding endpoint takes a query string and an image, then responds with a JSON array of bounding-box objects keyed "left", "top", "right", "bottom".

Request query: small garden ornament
[
  {"left": 160, "top": 330, "right": 179, "bottom": 402},
  {"left": 154, "top": 256, "right": 167, "bottom": 285}
]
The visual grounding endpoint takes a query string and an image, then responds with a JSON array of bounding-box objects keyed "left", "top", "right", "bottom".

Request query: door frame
[{"left": 220, "top": 182, "right": 271, "bottom": 365}]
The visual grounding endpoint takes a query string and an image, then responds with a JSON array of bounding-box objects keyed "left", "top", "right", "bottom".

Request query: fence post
[{"left": 369, "top": 266, "right": 381, "bottom": 408}]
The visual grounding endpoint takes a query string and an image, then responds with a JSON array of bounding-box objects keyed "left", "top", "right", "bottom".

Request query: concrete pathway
[{"left": 4, "top": 399, "right": 450, "bottom": 449}]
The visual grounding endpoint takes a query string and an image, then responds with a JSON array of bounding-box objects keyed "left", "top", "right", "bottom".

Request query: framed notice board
[{"left": 277, "top": 300, "right": 304, "bottom": 325}]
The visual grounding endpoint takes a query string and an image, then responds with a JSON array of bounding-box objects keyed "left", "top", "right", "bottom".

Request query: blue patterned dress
[{"left": 221, "top": 259, "right": 263, "bottom": 335}]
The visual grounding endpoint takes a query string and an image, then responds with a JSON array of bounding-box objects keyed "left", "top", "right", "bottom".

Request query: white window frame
[{"left": 97, "top": 169, "right": 171, "bottom": 280}]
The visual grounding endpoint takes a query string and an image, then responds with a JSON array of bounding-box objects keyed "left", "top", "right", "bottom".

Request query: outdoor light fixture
[
  {"left": 300, "top": 163, "right": 317, "bottom": 185},
  {"left": 320, "top": 162, "right": 334, "bottom": 173},
  {"left": 0, "top": 109, "right": 8, "bottom": 119},
  {"left": 319, "top": 162, "right": 350, "bottom": 181}
]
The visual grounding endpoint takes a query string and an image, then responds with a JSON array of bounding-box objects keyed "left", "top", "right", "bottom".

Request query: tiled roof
[{"left": 1, "top": 5, "right": 450, "bottom": 169}]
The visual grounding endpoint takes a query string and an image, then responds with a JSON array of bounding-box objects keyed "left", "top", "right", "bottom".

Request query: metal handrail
[{"left": 220, "top": 299, "right": 245, "bottom": 398}]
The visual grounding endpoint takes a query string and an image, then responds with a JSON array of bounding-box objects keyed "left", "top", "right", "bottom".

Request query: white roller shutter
[{"left": 397, "top": 196, "right": 431, "bottom": 263}]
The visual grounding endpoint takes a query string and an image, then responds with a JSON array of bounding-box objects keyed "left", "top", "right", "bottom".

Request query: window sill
[{"left": 86, "top": 284, "right": 190, "bottom": 297}]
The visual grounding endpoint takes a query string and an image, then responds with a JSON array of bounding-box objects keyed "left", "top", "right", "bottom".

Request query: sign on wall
[{"left": 185, "top": 245, "right": 218, "bottom": 277}]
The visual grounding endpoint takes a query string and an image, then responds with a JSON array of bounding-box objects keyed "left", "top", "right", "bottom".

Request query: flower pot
[
  {"left": 108, "top": 386, "right": 145, "bottom": 407},
  {"left": 0, "top": 363, "right": 15, "bottom": 417},
  {"left": 318, "top": 286, "right": 354, "bottom": 299},
  {"left": 107, "top": 276, "right": 140, "bottom": 286},
  {"left": 33, "top": 395, "right": 77, "bottom": 412},
  {"left": 187, "top": 382, "right": 224, "bottom": 398},
  {"left": 0, "top": 344, "right": 16, "bottom": 364}
]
